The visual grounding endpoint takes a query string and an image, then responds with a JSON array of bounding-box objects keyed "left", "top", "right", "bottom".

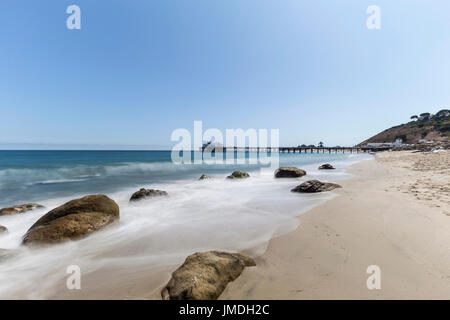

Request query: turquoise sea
[{"left": 0, "top": 150, "right": 369, "bottom": 208}]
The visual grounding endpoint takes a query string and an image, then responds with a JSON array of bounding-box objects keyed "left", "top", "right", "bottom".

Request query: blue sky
[{"left": 1, "top": 0, "right": 449, "bottom": 149}]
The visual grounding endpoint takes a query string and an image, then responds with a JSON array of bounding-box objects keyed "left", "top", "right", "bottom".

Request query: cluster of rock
[
  {"left": 0, "top": 203, "right": 44, "bottom": 216},
  {"left": 198, "top": 174, "right": 211, "bottom": 180},
  {"left": 272, "top": 165, "right": 341, "bottom": 193},
  {"left": 162, "top": 251, "right": 255, "bottom": 300},
  {"left": 1, "top": 186, "right": 173, "bottom": 246},
  {"left": 391, "top": 141, "right": 450, "bottom": 152},
  {"left": 0, "top": 188, "right": 255, "bottom": 300},
  {"left": 0, "top": 187, "right": 172, "bottom": 246}
]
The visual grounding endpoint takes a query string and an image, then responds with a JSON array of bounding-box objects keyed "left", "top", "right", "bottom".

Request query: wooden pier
[{"left": 200, "top": 146, "right": 383, "bottom": 153}]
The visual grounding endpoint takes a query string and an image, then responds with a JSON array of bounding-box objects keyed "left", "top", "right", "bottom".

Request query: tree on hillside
[
  {"left": 410, "top": 115, "right": 418, "bottom": 121},
  {"left": 318, "top": 141, "right": 324, "bottom": 147},
  {"left": 435, "top": 109, "right": 450, "bottom": 118},
  {"left": 419, "top": 112, "right": 431, "bottom": 120}
]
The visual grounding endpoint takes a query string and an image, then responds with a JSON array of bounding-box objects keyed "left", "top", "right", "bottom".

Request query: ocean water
[{"left": 0, "top": 150, "right": 372, "bottom": 299}]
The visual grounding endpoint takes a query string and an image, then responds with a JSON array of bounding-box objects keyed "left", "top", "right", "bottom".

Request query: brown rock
[
  {"left": 0, "top": 225, "right": 7, "bottom": 234},
  {"left": 130, "top": 188, "right": 168, "bottom": 202},
  {"left": 291, "top": 179, "right": 342, "bottom": 193},
  {"left": 22, "top": 194, "right": 119, "bottom": 245},
  {"left": 318, "top": 163, "right": 335, "bottom": 170},
  {"left": 0, "top": 203, "right": 44, "bottom": 216},
  {"left": 226, "top": 171, "right": 250, "bottom": 179},
  {"left": 274, "top": 167, "right": 306, "bottom": 178},
  {"left": 161, "top": 251, "right": 256, "bottom": 300},
  {"left": 199, "top": 174, "right": 211, "bottom": 180}
]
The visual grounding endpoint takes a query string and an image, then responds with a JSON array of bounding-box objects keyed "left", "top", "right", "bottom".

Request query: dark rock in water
[
  {"left": 226, "top": 171, "right": 250, "bottom": 179},
  {"left": 199, "top": 174, "right": 211, "bottom": 180},
  {"left": 130, "top": 188, "right": 168, "bottom": 201},
  {"left": 291, "top": 180, "right": 342, "bottom": 193},
  {"left": 274, "top": 167, "right": 306, "bottom": 178},
  {"left": 161, "top": 251, "right": 256, "bottom": 300},
  {"left": 0, "top": 225, "right": 7, "bottom": 234},
  {"left": 318, "top": 163, "right": 335, "bottom": 170},
  {"left": 0, "top": 203, "right": 44, "bottom": 216},
  {"left": 22, "top": 194, "right": 119, "bottom": 246}
]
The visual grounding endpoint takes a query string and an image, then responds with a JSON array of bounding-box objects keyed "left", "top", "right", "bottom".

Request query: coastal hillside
[{"left": 358, "top": 109, "right": 450, "bottom": 146}]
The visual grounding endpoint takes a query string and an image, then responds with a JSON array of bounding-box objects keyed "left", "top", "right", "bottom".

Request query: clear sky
[{"left": 1, "top": 0, "right": 449, "bottom": 149}]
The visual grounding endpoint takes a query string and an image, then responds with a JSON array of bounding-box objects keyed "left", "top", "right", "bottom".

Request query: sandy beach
[{"left": 221, "top": 150, "right": 450, "bottom": 299}]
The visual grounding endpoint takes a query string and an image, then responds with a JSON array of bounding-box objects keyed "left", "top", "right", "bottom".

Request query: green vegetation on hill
[
  {"left": 412, "top": 109, "right": 450, "bottom": 136},
  {"left": 358, "top": 109, "right": 450, "bottom": 146}
]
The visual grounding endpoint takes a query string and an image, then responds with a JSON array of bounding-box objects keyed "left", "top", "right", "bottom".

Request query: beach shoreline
[
  {"left": 220, "top": 150, "right": 450, "bottom": 299},
  {"left": 2, "top": 150, "right": 449, "bottom": 299}
]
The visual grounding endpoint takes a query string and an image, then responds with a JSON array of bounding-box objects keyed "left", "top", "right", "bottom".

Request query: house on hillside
[{"left": 365, "top": 138, "right": 405, "bottom": 149}]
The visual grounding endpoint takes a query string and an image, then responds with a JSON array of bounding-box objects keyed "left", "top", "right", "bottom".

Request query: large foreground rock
[
  {"left": 22, "top": 194, "right": 119, "bottom": 245},
  {"left": 161, "top": 251, "right": 256, "bottom": 300},
  {"left": 274, "top": 167, "right": 306, "bottom": 178},
  {"left": 226, "top": 171, "right": 250, "bottom": 179},
  {"left": 318, "top": 163, "right": 335, "bottom": 170},
  {"left": 130, "top": 188, "right": 168, "bottom": 202},
  {"left": 0, "top": 225, "right": 7, "bottom": 234},
  {"left": 0, "top": 203, "right": 44, "bottom": 216},
  {"left": 291, "top": 180, "right": 342, "bottom": 193}
]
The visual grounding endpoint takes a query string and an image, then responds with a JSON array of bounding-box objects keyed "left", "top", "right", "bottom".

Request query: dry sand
[{"left": 221, "top": 150, "right": 450, "bottom": 299}]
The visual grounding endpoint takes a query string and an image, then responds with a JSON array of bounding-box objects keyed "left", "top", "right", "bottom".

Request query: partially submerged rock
[
  {"left": 291, "top": 179, "right": 342, "bottom": 193},
  {"left": 0, "top": 249, "right": 14, "bottom": 261},
  {"left": 318, "top": 163, "right": 335, "bottom": 170},
  {"left": 22, "top": 194, "right": 119, "bottom": 245},
  {"left": 130, "top": 188, "right": 168, "bottom": 202},
  {"left": 226, "top": 171, "right": 250, "bottom": 179},
  {"left": 0, "top": 203, "right": 44, "bottom": 216},
  {"left": 161, "top": 251, "right": 256, "bottom": 300},
  {"left": 198, "top": 174, "right": 211, "bottom": 180},
  {"left": 0, "top": 225, "right": 7, "bottom": 234},
  {"left": 274, "top": 167, "right": 306, "bottom": 178}
]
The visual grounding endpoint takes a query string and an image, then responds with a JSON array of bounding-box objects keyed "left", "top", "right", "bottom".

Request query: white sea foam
[{"left": 35, "top": 178, "right": 90, "bottom": 185}]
